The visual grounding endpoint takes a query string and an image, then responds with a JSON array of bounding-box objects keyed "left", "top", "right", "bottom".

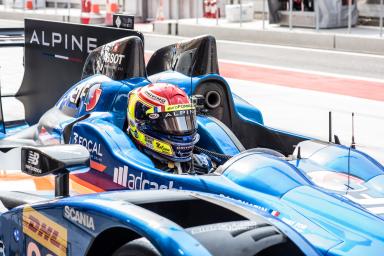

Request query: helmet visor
[{"left": 146, "top": 110, "right": 197, "bottom": 136}]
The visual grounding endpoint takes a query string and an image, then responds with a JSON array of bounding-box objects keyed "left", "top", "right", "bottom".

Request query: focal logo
[
  {"left": 113, "top": 166, "right": 174, "bottom": 190},
  {"left": 64, "top": 206, "right": 95, "bottom": 231},
  {"left": 30, "top": 30, "right": 97, "bottom": 53},
  {"left": 72, "top": 132, "right": 103, "bottom": 157}
]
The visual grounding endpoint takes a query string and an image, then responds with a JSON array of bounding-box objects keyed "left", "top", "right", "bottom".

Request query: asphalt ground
[{"left": 1, "top": 32, "right": 383, "bottom": 162}]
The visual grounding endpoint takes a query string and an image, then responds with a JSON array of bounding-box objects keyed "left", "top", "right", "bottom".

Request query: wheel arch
[{"left": 86, "top": 227, "right": 141, "bottom": 256}]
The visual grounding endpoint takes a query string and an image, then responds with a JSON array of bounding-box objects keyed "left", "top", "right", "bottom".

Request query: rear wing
[{"left": 16, "top": 19, "right": 144, "bottom": 125}]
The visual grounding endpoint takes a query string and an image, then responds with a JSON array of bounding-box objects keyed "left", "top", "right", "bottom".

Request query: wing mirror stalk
[{"left": 21, "top": 145, "right": 90, "bottom": 197}]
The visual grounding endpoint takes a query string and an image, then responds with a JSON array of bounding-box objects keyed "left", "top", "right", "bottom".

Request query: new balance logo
[
  {"left": 28, "top": 151, "right": 40, "bottom": 166},
  {"left": 113, "top": 166, "right": 174, "bottom": 190}
]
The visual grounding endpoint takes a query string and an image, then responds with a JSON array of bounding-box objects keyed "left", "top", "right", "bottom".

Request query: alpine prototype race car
[{"left": 1, "top": 19, "right": 384, "bottom": 256}]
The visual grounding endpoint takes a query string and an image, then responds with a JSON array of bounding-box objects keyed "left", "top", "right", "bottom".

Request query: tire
[{"left": 112, "top": 238, "right": 160, "bottom": 256}]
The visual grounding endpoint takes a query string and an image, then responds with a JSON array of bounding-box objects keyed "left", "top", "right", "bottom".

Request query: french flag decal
[
  {"left": 270, "top": 210, "right": 280, "bottom": 217},
  {"left": 86, "top": 87, "right": 102, "bottom": 111}
]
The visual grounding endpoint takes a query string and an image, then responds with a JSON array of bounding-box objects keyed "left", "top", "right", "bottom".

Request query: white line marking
[
  {"left": 368, "top": 207, "right": 384, "bottom": 214},
  {"left": 144, "top": 50, "right": 384, "bottom": 84},
  {"left": 346, "top": 195, "right": 384, "bottom": 205},
  {"left": 54, "top": 54, "right": 69, "bottom": 60},
  {"left": 218, "top": 58, "right": 384, "bottom": 84}
]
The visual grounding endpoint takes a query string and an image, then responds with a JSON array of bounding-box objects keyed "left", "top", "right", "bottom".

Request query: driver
[{"left": 127, "top": 83, "right": 213, "bottom": 174}]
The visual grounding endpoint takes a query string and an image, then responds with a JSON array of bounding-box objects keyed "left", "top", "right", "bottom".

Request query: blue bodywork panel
[
  {"left": 0, "top": 190, "right": 321, "bottom": 256},
  {"left": 2, "top": 60, "right": 384, "bottom": 255}
]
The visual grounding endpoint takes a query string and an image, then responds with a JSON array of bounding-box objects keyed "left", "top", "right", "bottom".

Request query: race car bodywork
[
  {"left": 1, "top": 20, "right": 384, "bottom": 255},
  {"left": 0, "top": 145, "right": 318, "bottom": 256}
]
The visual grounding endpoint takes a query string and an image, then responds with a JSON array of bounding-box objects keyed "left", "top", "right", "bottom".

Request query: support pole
[
  {"left": 196, "top": 0, "right": 199, "bottom": 24},
  {"left": 315, "top": 0, "right": 319, "bottom": 31},
  {"left": 380, "top": 0, "right": 383, "bottom": 37},
  {"left": 239, "top": 0, "right": 243, "bottom": 27},
  {"left": 55, "top": 172, "right": 69, "bottom": 197},
  {"left": 262, "top": 0, "right": 265, "bottom": 29},
  {"left": 348, "top": 0, "right": 352, "bottom": 34},
  {"left": 289, "top": 0, "right": 293, "bottom": 30}
]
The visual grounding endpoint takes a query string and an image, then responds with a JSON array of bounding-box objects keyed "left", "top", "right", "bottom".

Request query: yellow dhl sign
[{"left": 23, "top": 206, "right": 67, "bottom": 256}]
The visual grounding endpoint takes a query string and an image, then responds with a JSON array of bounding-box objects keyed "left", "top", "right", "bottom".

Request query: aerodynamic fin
[
  {"left": 81, "top": 36, "right": 146, "bottom": 80},
  {"left": 146, "top": 35, "right": 219, "bottom": 77}
]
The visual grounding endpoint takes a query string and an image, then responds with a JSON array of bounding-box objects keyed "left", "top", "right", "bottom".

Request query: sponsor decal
[
  {"left": 29, "top": 30, "right": 97, "bottom": 63},
  {"left": 143, "top": 90, "right": 167, "bottom": 104},
  {"left": 270, "top": 210, "right": 280, "bottom": 217},
  {"left": 281, "top": 217, "right": 307, "bottom": 232},
  {"left": 28, "top": 151, "right": 40, "bottom": 166},
  {"left": 153, "top": 140, "right": 173, "bottom": 156},
  {"left": 26, "top": 241, "right": 54, "bottom": 256},
  {"left": 188, "top": 221, "right": 259, "bottom": 235},
  {"left": 115, "top": 16, "right": 122, "bottom": 28},
  {"left": 29, "top": 30, "right": 97, "bottom": 53},
  {"left": 163, "top": 109, "right": 195, "bottom": 118},
  {"left": 22, "top": 206, "right": 67, "bottom": 256},
  {"left": 85, "top": 85, "right": 102, "bottom": 111},
  {"left": 112, "top": 42, "right": 120, "bottom": 52},
  {"left": 102, "top": 52, "right": 125, "bottom": 65},
  {"left": 148, "top": 113, "right": 159, "bottom": 119},
  {"left": 219, "top": 194, "right": 269, "bottom": 212},
  {"left": 25, "top": 151, "right": 42, "bottom": 174},
  {"left": 0, "top": 240, "right": 4, "bottom": 256},
  {"left": 130, "top": 126, "right": 173, "bottom": 156},
  {"left": 164, "top": 104, "right": 194, "bottom": 112},
  {"left": 73, "top": 132, "right": 103, "bottom": 157},
  {"left": 113, "top": 165, "right": 174, "bottom": 190},
  {"left": 64, "top": 206, "right": 95, "bottom": 231}
]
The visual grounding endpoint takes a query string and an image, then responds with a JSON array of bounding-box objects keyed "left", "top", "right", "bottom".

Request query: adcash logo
[{"left": 113, "top": 166, "right": 174, "bottom": 190}]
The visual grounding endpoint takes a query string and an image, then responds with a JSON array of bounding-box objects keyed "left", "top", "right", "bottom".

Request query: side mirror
[{"left": 21, "top": 145, "right": 90, "bottom": 197}]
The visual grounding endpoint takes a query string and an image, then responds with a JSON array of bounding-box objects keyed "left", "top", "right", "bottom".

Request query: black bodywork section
[
  {"left": 17, "top": 19, "right": 144, "bottom": 124},
  {"left": 82, "top": 36, "right": 146, "bottom": 80},
  {"left": 146, "top": 35, "right": 219, "bottom": 77}
]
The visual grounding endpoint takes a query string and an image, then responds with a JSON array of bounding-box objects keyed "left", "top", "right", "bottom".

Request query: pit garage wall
[
  {"left": 124, "top": 0, "right": 201, "bottom": 20},
  {"left": 126, "top": 0, "right": 379, "bottom": 21}
]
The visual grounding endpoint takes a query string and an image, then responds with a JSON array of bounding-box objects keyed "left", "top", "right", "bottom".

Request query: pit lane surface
[{"left": 1, "top": 33, "right": 383, "bottom": 162}]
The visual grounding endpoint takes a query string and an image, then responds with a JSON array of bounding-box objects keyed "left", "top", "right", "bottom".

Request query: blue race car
[
  {"left": 2, "top": 30, "right": 384, "bottom": 255},
  {"left": 0, "top": 144, "right": 319, "bottom": 256}
]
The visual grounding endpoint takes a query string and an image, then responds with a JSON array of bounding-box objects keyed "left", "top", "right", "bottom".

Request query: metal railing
[
  {"left": 189, "top": 0, "right": 383, "bottom": 37},
  {"left": 0, "top": 0, "right": 383, "bottom": 37}
]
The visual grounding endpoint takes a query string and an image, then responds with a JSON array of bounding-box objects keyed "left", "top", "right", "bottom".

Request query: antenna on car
[
  {"left": 345, "top": 112, "right": 356, "bottom": 194},
  {"left": 328, "top": 111, "right": 332, "bottom": 143},
  {"left": 346, "top": 147, "right": 352, "bottom": 194},
  {"left": 351, "top": 112, "right": 356, "bottom": 149}
]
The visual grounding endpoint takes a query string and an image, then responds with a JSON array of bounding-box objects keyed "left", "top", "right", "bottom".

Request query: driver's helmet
[{"left": 127, "top": 83, "right": 199, "bottom": 162}]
